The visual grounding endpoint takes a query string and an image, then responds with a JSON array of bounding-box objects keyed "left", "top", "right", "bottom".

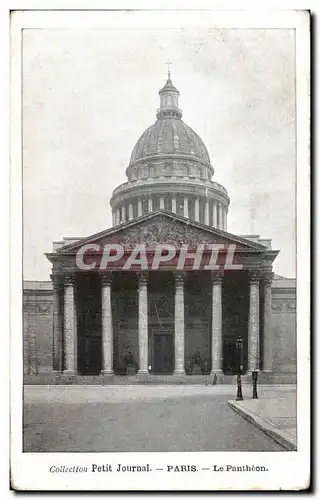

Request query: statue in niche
[
  {"left": 123, "top": 348, "right": 137, "bottom": 375},
  {"left": 190, "top": 350, "right": 203, "bottom": 375}
]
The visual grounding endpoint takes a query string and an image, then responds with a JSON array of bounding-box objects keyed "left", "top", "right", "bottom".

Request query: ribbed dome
[{"left": 130, "top": 118, "right": 211, "bottom": 165}]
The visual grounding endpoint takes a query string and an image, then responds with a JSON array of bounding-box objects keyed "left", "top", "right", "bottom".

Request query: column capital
[
  {"left": 173, "top": 271, "right": 185, "bottom": 286},
  {"left": 248, "top": 269, "right": 261, "bottom": 283},
  {"left": 211, "top": 270, "right": 224, "bottom": 282},
  {"left": 63, "top": 273, "right": 76, "bottom": 286},
  {"left": 50, "top": 274, "right": 62, "bottom": 289},
  {"left": 99, "top": 272, "right": 113, "bottom": 286},
  {"left": 139, "top": 272, "right": 148, "bottom": 287},
  {"left": 262, "top": 271, "right": 274, "bottom": 285}
]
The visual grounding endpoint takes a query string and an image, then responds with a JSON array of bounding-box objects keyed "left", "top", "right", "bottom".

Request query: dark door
[
  {"left": 153, "top": 334, "right": 173, "bottom": 374},
  {"left": 223, "top": 341, "right": 238, "bottom": 375},
  {"left": 79, "top": 336, "right": 102, "bottom": 375}
]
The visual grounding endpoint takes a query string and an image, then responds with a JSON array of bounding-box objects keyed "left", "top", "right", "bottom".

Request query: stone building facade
[{"left": 23, "top": 74, "right": 296, "bottom": 383}]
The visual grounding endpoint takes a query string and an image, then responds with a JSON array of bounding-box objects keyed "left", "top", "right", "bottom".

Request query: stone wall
[
  {"left": 271, "top": 276, "right": 296, "bottom": 373},
  {"left": 23, "top": 281, "right": 53, "bottom": 374}
]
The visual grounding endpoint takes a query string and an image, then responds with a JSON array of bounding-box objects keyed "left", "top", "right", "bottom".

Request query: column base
[
  {"left": 62, "top": 370, "right": 76, "bottom": 376},
  {"left": 173, "top": 369, "right": 185, "bottom": 375},
  {"left": 101, "top": 370, "right": 113, "bottom": 375},
  {"left": 210, "top": 369, "right": 223, "bottom": 374},
  {"left": 137, "top": 369, "right": 148, "bottom": 374}
]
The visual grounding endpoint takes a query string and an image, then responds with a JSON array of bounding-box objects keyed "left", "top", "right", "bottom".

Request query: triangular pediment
[{"left": 56, "top": 210, "right": 267, "bottom": 253}]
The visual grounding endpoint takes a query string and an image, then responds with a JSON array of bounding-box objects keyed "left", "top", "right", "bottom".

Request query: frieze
[
  {"left": 23, "top": 301, "right": 52, "bottom": 314},
  {"left": 286, "top": 301, "right": 296, "bottom": 312},
  {"left": 271, "top": 302, "right": 283, "bottom": 312},
  {"left": 271, "top": 300, "right": 296, "bottom": 313},
  {"left": 116, "top": 218, "right": 239, "bottom": 249}
]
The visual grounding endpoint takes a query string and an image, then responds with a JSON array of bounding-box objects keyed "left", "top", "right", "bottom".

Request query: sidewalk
[{"left": 228, "top": 388, "right": 297, "bottom": 450}]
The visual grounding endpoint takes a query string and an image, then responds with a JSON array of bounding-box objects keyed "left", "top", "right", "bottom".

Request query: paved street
[{"left": 23, "top": 385, "right": 288, "bottom": 452}]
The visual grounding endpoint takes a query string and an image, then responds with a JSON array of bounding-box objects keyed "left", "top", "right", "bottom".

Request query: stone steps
[{"left": 24, "top": 371, "right": 297, "bottom": 386}]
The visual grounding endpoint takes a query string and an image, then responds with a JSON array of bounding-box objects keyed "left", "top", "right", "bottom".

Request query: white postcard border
[{"left": 10, "top": 7, "right": 310, "bottom": 491}]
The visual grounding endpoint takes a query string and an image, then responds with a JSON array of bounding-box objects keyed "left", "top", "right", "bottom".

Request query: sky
[{"left": 22, "top": 27, "right": 296, "bottom": 280}]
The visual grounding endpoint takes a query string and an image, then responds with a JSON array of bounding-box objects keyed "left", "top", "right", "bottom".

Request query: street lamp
[
  {"left": 252, "top": 369, "right": 259, "bottom": 399},
  {"left": 235, "top": 336, "right": 244, "bottom": 401}
]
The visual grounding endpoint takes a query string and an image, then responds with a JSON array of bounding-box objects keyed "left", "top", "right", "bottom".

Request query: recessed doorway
[{"left": 152, "top": 333, "right": 174, "bottom": 374}]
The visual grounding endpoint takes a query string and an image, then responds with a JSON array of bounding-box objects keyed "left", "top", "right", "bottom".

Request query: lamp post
[
  {"left": 252, "top": 369, "right": 259, "bottom": 399},
  {"left": 236, "top": 336, "right": 244, "bottom": 401}
]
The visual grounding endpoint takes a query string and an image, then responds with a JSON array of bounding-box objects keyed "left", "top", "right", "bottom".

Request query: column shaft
[
  {"left": 63, "top": 276, "right": 76, "bottom": 374},
  {"left": 183, "top": 197, "right": 189, "bottom": 218},
  {"left": 211, "top": 275, "right": 223, "bottom": 373},
  {"left": 204, "top": 200, "right": 209, "bottom": 225},
  {"left": 73, "top": 290, "right": 77, "bottom": 372},
  {"left": 128, "top": 204, "right": 133, "bottom": 220},
  {"left": 148, "top": 197, "right": 153, "bottom": 213},
  {"left": 116, "top": 209, "right": 120, "bottom": 225},
  {"left": 248, "top": 275, "right": 260, "bottom": 371},
  {"left": 212, "top": 201, "right": 217, "bottom": 228},
  {"left": 121, "top": 206, "right": 126, "bottom": 223},
  {"left": 263, "top": 275, "right": 273, "bottom": 371},
  {"left": 160, "top": 197, "right": 165, "bottom": 209},
  {"left": 138, "top": 199, "right": 142, "bottom": 217},
  {"left": 194, "top": 198, "right": 200, "bottom": 222},
  {"left": 174, "top": 273, "right": 185, "bottom": 374},
  {"left": 172, "top": 197, "right": 176, "bottom": 214},
  {"left": 138, "top": 274, "right": 148, "bottom": 373},
  {"left": 51, "top": 275, "right": 63, "bottom": 372},
  {"left": 101, "top": 275, "right": 113, "bottom": 374},
  {"left": 217, "top": 204, "right": 222, "bottom": 229},
  {"left": 221, "top": 207, "right": 226, "bottom": 230}
]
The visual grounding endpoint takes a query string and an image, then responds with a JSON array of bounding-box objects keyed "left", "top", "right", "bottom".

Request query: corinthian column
[
  {"left": 116, "top": 209, "right": 120, "bottom": 225},
  {"left": 211, "top": 271, "right": 223, "bottom": 373},
  {"left": 174, "top": 272, "right": 185, "bottom": 374},
  {"left": 121, "top": 206, "right": 126, "bottom": 223},
  {"left": 263, "top": 272, "right": 274, "bottom": 372},
  {"left": 128, "top": 204, "right": 133, "bottom": 220},
  {"left": 183, "top": 197, "right": 189, "bottom": 218},
  {"left": 63, "top": 274, "right": 77, "bottom": 374},
  {"left": 248, "top": 271, "right": 260, "bottom": 371},
  {"left": 51, "top": 274, "right": 63, "bottom": 372},
  {"left": 212, "top": 201, "right": 217, "bottom": 228},
  {"left": 101, "top": 274, "right": 113, "bottom": 374},
  {"left": 204, "top": 200, "right": 209, "bottom": 225},
  {"left": 138, "top": 273, "right": 148, "bottom": 373},
  {"left": 172, "top": 197, "right": 177, "bottom": 214},
  {"left": 217, "top": 204, "right": 221, "bottom": 229},
  {"left": 194, "top": 198, "right": 200, "bottom": 222}
]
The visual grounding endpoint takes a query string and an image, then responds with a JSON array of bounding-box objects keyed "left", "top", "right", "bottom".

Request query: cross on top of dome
[
  {"left": 166, "top": 61, "right": 172, "bottom": 78},
  {"left": 159, "top": 63, "right": 180, "bottom": 96}
]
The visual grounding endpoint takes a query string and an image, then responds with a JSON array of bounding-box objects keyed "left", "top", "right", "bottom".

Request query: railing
[{"left": 111, "top": 178, "right": 228, "bottom": 198}]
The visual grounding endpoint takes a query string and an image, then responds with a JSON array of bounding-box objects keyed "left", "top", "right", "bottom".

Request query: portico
[{"left": 47, "top": 211, "right": 277, "bottom": 379}]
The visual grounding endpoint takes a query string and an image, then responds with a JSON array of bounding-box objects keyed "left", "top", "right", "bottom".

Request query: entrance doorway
[{"left": 152, "top": 333, "right": 174, "bottom": 374}]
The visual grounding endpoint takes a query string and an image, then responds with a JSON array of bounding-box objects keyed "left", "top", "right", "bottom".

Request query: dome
[
  {"left": 129, "top": 118, "right": 211, "bottom": 165},
  {"left": 110, "top": 72, "right": 230, "bottom": 231}
]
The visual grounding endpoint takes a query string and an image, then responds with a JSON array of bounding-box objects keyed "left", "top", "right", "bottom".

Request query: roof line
[{"left": 56, "top": 209, "right": 270, "bottom": 253}]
